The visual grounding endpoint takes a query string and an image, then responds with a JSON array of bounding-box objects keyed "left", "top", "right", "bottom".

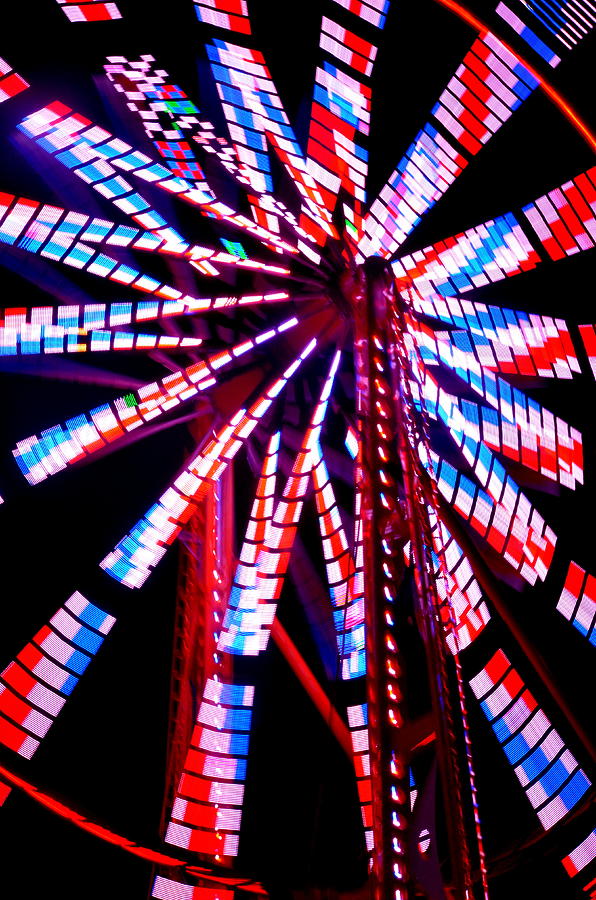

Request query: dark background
[{"left": 0, "top": 1, "right": 594, "bottom": 897}]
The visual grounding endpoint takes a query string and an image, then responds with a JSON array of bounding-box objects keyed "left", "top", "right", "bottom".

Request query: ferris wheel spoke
[
  {"left": 311, "top": 441, "right": 366, "bottom": 678},
  {"left": 300, "top": 0, "right": 387, "bottom": 245},
  {"left": 394, "top": 165, "right": 596, "bottom": 300},
  {"left": 12, "top": 316, "right": 298, "bottom": 485},
  {"left": 100, "top": 336, "right": 318, "bottom": 589},
  {"left": 163, "top": 357, "right": 342, "bottom": 864},
  {"left": 359, "top": 31, "right": 543, "bottom": 258},
  {"left": 408, "top": 301, "right": 580, "bottom": 381},
  {"left": 428, "top": 508, "right": 492, "bottom": 653},
  {"left": 469, "top": 648, "right": 593, "bottom": 831},
  {"left": 425, "top": 442, "right": 557, "bottom": 586},
  {"left": 0, "top": 188, "right": 282, "bottom": 278},
  {"left": 0, "top": 592, "right": 116, "bottom": 803}
]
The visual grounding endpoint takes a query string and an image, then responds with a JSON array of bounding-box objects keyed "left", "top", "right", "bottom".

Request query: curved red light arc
[{"left": 0, "top": 763, "right": 267, "bottom": 895}]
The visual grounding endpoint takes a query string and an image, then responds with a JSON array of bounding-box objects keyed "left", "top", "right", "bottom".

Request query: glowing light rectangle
[
  {"left": 331, "top": 0, "right": 389, "bottom": 29},
  {"left": 0, "top": 58, "right": 29, "bottom": 103},
  {"left": 56, "top": 0, "right": 122, "bottom": 22},
  {"left": 194, "top": 0, "right": 251, "bottom": 33},
  {"left": 523, "top": 168, "right": 596, "bottom": 260},
  {"left": 218, "top": 352, "right": 341, "bottom": 654},
  {"left": 557, "top": 561, "right": 596, "bottom": 645},
  {"left": 470, "top": 649, "right": 591, "bottom": 829},
  {"left": 0, "top": 593, "right": 115, "bottom": 762},
  {"left": 320, "top": 17, "right": 378, "bottom": 76},
  {"left": 152, "top": 877, "right": 234, "bottom": 900}
]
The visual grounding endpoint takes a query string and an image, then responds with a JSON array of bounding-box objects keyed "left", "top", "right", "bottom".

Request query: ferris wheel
[{"left": 0, "top": 1, "right": 595, "bottom": 898}]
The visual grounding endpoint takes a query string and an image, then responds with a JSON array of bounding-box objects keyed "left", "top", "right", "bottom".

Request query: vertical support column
[
  {"left": 160, "top": 463, "right": 234, "bottom": 840},
  {"left": 354, "top": 258, "right": 411, "bottom": 900},
  {"left": 388, "top": 287, "right": 475, "bottom": 900}
]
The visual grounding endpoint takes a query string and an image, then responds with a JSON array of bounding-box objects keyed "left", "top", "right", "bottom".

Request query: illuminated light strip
[
  {"left": 101, "top": 338, "right": 318, "bottom": 588},
  {"left": 359, "top": 123, "right": 468, "bottom": 259},
  {"left": 320, "top": 16, "right": 378, "bottom": 77},
  {"left": 164, "top": 677, "right": 254, "bottom": 859},
  {"left": 0, "top": 325, "right": 201, "bottom": 358},
  {"left": 302, "top": 60, "right": 372, "bottom": 240},
  {"left": 0, "top": 291, "right": 290, "bottom": 336},
  {"left": 0, "top": 189, "right": 201, "bottom": 303},
  {"left": 55, "top": 0, "right": 122, "bottom": 22},
  {"left": 359, "top": 29, "right": 539, "bottom": 258},
  {"left": 311, "top": 443, "right": 365, "bottom": 678},
  {"left": 495, "top": 3, "right": 561, "bottom": 66},
  {"left": 498, "top": 0, "right": 596, "bottom": 55},
  {"left": 330, "top": 0, "right": 389, "bottom": 29},
  {"left": 523, "top": 167, "right": 596, "bottom": 260},
  {"left": 562, "top": 829, "right": 596, "bottom": 876},
  {"left": 424, "top": 443, "right": 556, "bottom": 585},
  {"left": 19, "top": 102, "right": 297, "bottom": 257},
  {"left": 193, "top": 0, "right": 251, "bottom": 33},
  {"left": 104, "top": 56, "right": 317, "bottom": 251},
  {"left": 429, "top": 512, "right": 491, "bottom": 653},
  {"left": 13, "top": 320, "right": 295, "bottom": 485},
  {"left": 153, "top": 877, "right": 233, "bottom": 900},
  {"left": 0, "top": 592, "right": 115, "bottom": 763},
  {"left": 0, "top": 57, "right": 29, "bottom": 103},
  {"left": 408, "top": 296, "right": 579, "bottom": 379},
  {"left": 470, "top": 649, "right": 591, "bottom": 830},
  {"left": 429, "top": 0, "right": 596, "bottom": 153},
  {"left": 207, "top": 40, "right": 335, "bottom": 243},
  {"left": 412, "top": 320, "right": 583, "bottom": 488},
  {"left": 218, "top": 351, "right": 342, "bottom": 654},
  {"left": 557, "top": 561, "right": 596, "bottom": 645},
  {"left": 0, "top": 181, "right": 294, "bottom": 275},
  {"left": 432, "top": 33, "right": 538, "bottom": 155},
  {"left": 393, "top": 211, "right": 540, "bottom": 299},
  {"left": 579, "top": 324, "right": 596, "bottom": 378},
  {"left": 347, "top": 703, "right": 374, "bottom": 854},
  {"left": 218, "top": 433, "right": 280, "bottom": 656}
]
